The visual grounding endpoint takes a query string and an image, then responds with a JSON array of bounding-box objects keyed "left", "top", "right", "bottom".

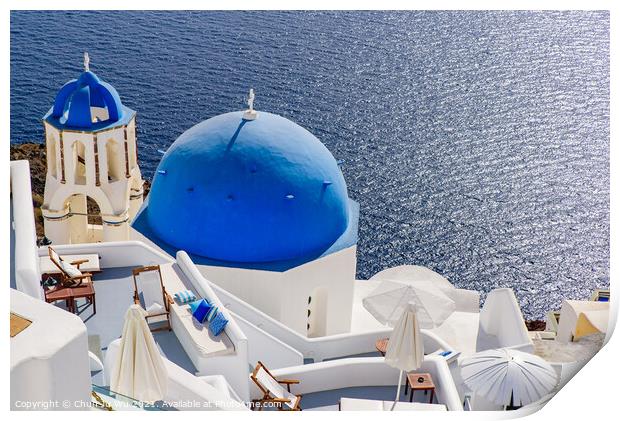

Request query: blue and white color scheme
[
  {"left": 142, "top": 110, "right": 355, "bottom": 264},
  {"left": 174, "top": 290, "right": 196, "bottom": 304},
  {"left": 41, "top": 54, "right": 144, "bottom": 244},
  {"left": 130, "top": 97, "right": 360, "bottom": 338},
  {"left": 44, "top": 54, "right": 135, "bottom": 131}
]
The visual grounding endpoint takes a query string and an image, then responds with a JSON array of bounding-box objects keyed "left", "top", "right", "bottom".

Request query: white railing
[
  {"left": 175, "top": 252, "right": 250, "bottom": 402},
  {"left": 11, "top": 160, "right": 43, "bottom": 300},
  {"left": 264, "top": 356, "right": 463, "bottom": 411},
  {"left": 37, "top": 240, "right": 174, "bottom": 268},
  {"left": 204, "top": 275, "right": 391, "bottom": 361},
  {"left": 191, "top": 269, "right": 453, "bottom": 363},
  {"left": 229, "top": 310, "right": 304, "bottom": 369}
]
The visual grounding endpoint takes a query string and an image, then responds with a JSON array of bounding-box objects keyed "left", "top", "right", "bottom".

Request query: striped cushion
[
  {"left": 206, "top": 305, "right": 219, "bottom": 322},
  {"left": 174, "top": 290, "right": 197, "bottom": 304}
]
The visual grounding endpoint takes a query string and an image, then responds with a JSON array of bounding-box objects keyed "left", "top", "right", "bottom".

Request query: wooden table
[
  {"left": 405, "top": 372, "right": 435, "bottom": 403},
  {"left": 44, "top": 282, "right": 96, "bottom": 315},
  {"left": 72, "top": 282, "right": 96, "bottom": 314},
  {"left": 44, "top": 285, "right": 76, "bottom": 313},
  {"left": 375, "top": 338, "right": 389, "bottom": 356}
]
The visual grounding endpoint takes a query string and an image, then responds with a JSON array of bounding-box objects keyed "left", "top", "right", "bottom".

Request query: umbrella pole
[{"left": 391, "top": 370, "right": 404, "bottom": 411}]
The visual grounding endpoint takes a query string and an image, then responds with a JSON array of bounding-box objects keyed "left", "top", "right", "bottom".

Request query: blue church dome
[
  {"left": 44, "top": 69, "right": 133, "bottom": 130},
  {"left": 145, "top": 111, "right": 351, "bottom": 263}
]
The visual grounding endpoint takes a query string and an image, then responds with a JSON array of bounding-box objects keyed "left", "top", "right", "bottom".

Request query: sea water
[{"left": 10, "top": 11, "right": 609, "bottom": 318}]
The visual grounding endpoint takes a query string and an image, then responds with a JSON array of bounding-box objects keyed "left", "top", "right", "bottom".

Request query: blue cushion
[
  {"left": 190, "top": 299, "right": 213, "bottom": 323},
  {"left": 209, "top": 310, "right": 228, "bottom": 336},
  {"left": 188, "top": 300, "right": 200, "bottom": 313},
  {"left": 174, "top": 290, "right": 197, "bottom": 304}
]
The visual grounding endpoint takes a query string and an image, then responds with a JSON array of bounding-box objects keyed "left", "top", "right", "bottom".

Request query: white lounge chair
[
  {"left": 250, "top": 361, "right": 301, "bottom": 411},
  {"left": 40, "top": 250, "right": 100, "bottom": 275},
  {"left": 132, "top": 265, "right": 172, "bottom": 332},
  {"left": 46, "top": 246, "right": 94, "bottom": 287}
]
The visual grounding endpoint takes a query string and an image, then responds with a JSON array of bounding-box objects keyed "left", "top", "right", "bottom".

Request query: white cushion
[
  {"left": 49, "top": 247, "right": 60, "bottom": 265},
  {"left": 61, "top": 260, "right": 82, "bottom": 278},
  {"left": 40, "top": 254, "right": 100, "bottom": 274},
  {"left": 146, "top": 302, "right": 165, "bottom": 316}
]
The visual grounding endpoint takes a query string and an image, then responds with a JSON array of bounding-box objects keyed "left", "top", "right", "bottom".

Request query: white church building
[{"left": 132, "top": 92, "right": 361, "bottom": 338}]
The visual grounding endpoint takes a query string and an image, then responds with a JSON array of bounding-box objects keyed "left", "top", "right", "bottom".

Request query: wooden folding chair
[
  {"left": 250, "top": 361, "right": 302, "bottom": 411},
  {"left": 48, "top": 246, "right": 93, "bottom": 287},
  {"left": 132, "top": 265, "right": 173, "bottom": 332}
]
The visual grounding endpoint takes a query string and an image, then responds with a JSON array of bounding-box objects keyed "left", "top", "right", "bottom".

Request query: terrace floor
[
  {"left": 47, "top": 267, "right": 197, "bottom": 383},
  {"left": 280, "top": 384, "right": 443, "bottom": 411}
]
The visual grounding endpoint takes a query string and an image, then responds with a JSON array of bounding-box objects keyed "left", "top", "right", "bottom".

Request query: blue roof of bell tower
[{"left": 43, "top": 68, "right": 135, "bottom": 131}]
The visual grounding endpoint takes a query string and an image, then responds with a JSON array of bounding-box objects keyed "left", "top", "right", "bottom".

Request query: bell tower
[{"left": 41, "top": 53, "right": 144, "bottom": 244}]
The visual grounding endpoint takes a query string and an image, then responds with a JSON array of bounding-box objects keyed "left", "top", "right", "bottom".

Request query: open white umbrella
[
  {"left": 385, "top": 303, "right": 424, "bottom": 410},
  {"left": 460, "top": 348, "right": 558, "bottom": 408},
  {"left": 363, "top": 279, "right": 455, "bottom": 329},
  {"left": 370, "top": 265, "right": 456, "bottom": 294},
  {"left": 110, "top": 304, "right": 168, "bottom": 403}
]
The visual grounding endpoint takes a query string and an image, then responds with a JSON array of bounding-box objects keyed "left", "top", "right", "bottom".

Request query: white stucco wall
[
  {"left": 10, "top": 160, "right": 43, "bottom": 300},
  {"left": 11, "top": 289, "right": 91, "bottom": 410},
  {"left": 196, "top": 245, "right": 357, "bottom": 337}
]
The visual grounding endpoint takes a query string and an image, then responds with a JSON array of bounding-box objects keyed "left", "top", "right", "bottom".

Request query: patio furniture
[
  {"left": 40, "top": 253, "right": 101, "bottom": 275},
  {"left": 363, "top": 278, "right": 455, "bottom": 329},
  {"left": 110, "top": 305, "right": 168, "bottom": 403},
  {"left": 406, "top": 372, "right": 435, "bottom": 403},
  {"left": 44, "top": 285, "right": 76, "bottom": 313},
  {"left": 250, "top": 361, "right": 302, "bottom": 411},
  {"left": 132, "top": 265, "right": 172, "bottom": 332},
  {"left": 375, "top": 338, "right": 389, "bottom": 356},
  {"left": 44, "top": 282, "right": 96, "bottom": 315},
  {"left": 47, "top": 246, "right": 94, "bottom": 287},
  {"left": 460, "top": 348, "right": 558, "bottom": 408},
  {"left": 385, "top": 303, "right": 424, "bottom": 409},
  {"left": 339, "top": 398, "right": 446, "bottom": 411},
  {"left": 72, "top": 282, "right": 97, "bottom": 314}
]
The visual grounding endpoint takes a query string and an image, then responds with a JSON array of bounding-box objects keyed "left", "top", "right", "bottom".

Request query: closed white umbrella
[
  {"left": 460, "top": 348, "right": 558, "bottom": 408},
  {"left": 110, "top": 305, "right": 168, "bottom": 403},
  {"left": 363, "top": 279, "right": 455, "bottom": 329},
  {"left": 385, "top": 303, "right": 424, "bottom": 410}
]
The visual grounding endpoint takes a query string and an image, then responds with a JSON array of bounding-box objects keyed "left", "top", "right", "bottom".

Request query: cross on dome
[
  {"left": 83, "top": 52, "right": 90, "bottom": 72},
  {"left": 243, "top": 88, "right": 258, "bottom": 120},
  {"left": 248, "top": 88, "right": 255, "bottom": 111}
]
